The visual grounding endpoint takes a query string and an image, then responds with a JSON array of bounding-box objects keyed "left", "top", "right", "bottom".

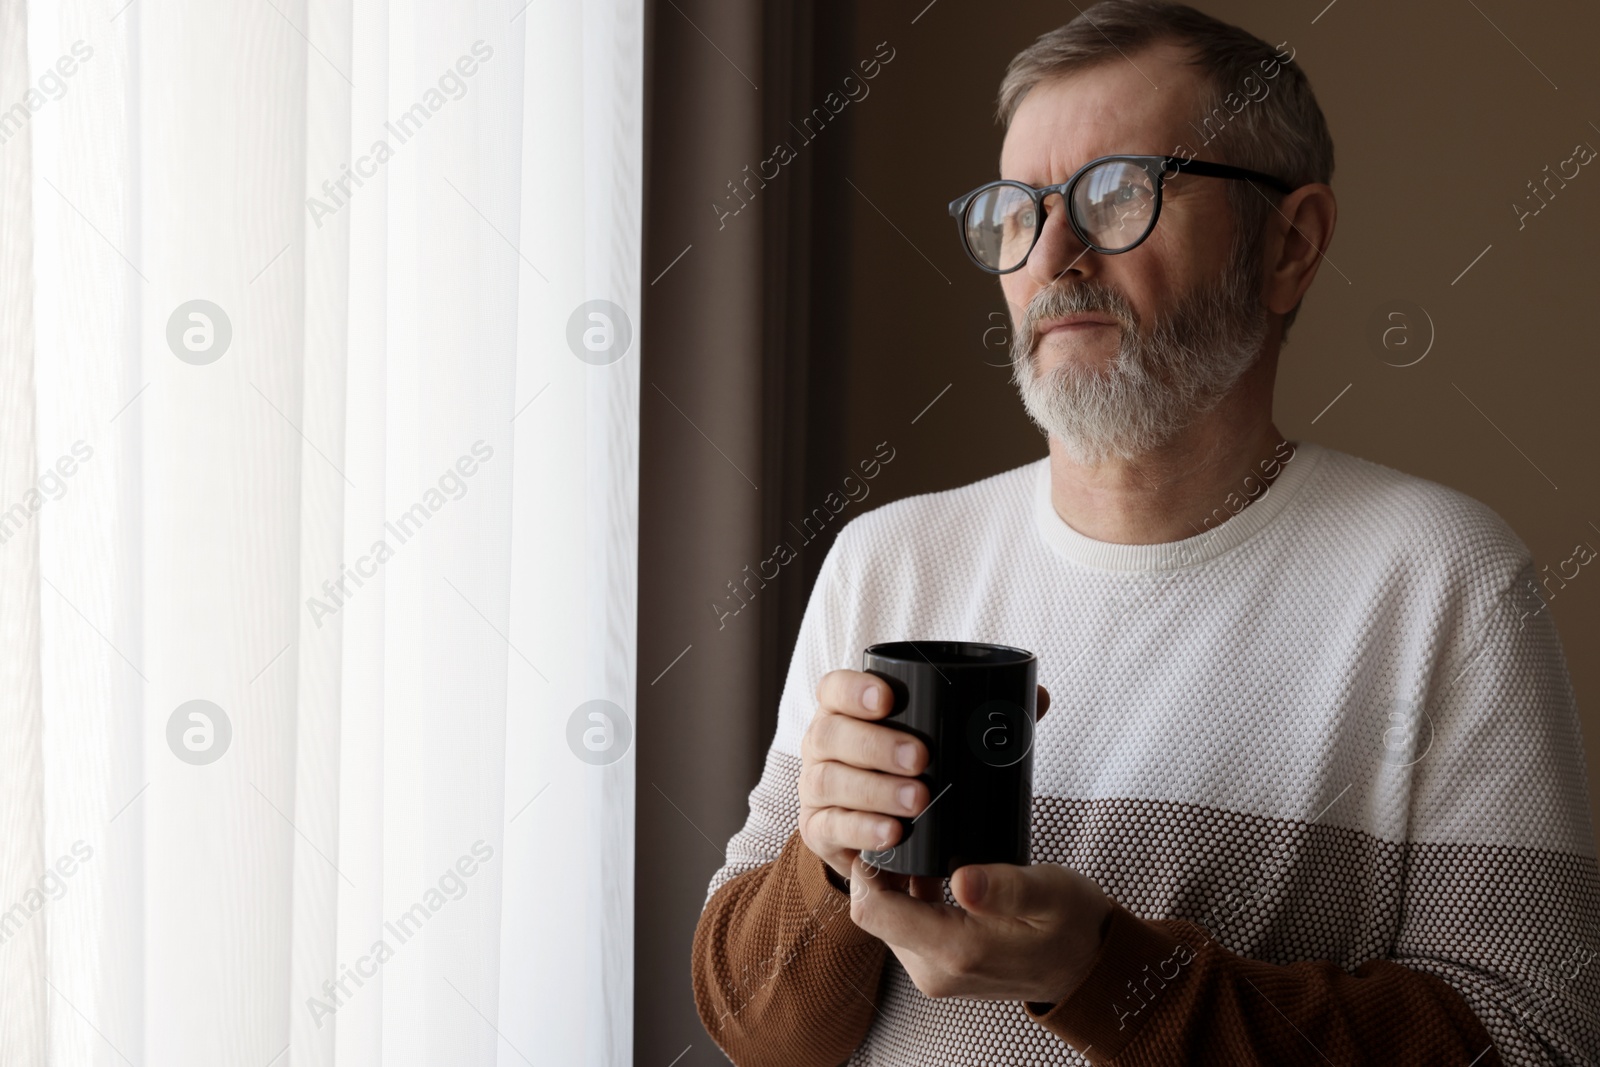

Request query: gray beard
[{"left": 1010, "top": 238, "right": 1271, "bottom": 465}]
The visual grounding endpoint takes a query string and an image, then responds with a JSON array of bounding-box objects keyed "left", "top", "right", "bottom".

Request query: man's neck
[{"left": 1045, "top": 359, "right": 1288, "bottom": 545}]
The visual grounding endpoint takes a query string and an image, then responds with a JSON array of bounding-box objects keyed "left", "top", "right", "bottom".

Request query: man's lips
[{"left": 1039, "top": 314, "right": 1119, "bottom": 334}]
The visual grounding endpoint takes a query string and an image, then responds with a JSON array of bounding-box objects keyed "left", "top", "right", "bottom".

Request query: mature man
[{"left": 690, "top": 3, "right": 1599, "bottom": 1065}]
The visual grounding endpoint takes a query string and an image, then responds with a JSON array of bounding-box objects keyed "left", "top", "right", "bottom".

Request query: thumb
[
  {"left": 951, "top": 862, "right": 1064, "bottom": 918},
  {"left": 1035, "top": 684, "right": 1050, "bottom": 722}
]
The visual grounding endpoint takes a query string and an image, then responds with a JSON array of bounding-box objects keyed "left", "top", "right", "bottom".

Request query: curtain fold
[{"left": 1, "top": 1, "right": 640, "bottom": 1064}]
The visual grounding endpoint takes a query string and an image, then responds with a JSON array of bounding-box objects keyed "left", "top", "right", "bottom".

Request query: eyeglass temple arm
[{"left": 1161, "top": 157, "right": 1296, "bottom": 195}]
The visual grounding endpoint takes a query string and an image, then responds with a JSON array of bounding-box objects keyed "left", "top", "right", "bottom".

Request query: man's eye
[{"left": 1004, "top": 207, "right": 1036, "bottom": 233}]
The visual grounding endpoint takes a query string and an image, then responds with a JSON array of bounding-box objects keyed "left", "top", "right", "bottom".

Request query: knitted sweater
[{"left": 690, "top": 441, "right": 1600, "bottom": 1066}]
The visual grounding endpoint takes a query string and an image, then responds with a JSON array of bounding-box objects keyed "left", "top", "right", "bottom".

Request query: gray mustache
[{"left": 1024, "top": 285, "right": 1136, "bottom": 335}]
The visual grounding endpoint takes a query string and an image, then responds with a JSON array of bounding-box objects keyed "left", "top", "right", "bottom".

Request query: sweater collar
[{"left": 1031, "top": 440, "right": 1325, "bottom": 572}]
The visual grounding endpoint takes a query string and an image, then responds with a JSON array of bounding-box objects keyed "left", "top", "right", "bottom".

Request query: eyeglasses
[{"left": 947, "top": 155, "right": 1296, "bottom": 274}]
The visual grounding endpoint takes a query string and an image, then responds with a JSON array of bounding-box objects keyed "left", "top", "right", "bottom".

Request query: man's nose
[{"left": 1025, "top": 191, "right": 1095, "bottom": 287}]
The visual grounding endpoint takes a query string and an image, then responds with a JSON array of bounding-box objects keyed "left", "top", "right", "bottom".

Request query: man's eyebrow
[
  {"left": 998, "top": 167, "right": 1062, "bottom": 186},
  {"left": 1001, "top": 155, "right": 1109, "bottom": 186}
]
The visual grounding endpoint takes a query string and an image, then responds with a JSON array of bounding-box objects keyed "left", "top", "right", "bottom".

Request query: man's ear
[{"left": 1263, "top": 183, "right": 1337, "bottom": 318}]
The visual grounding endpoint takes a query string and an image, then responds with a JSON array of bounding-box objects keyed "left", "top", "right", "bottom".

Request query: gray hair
[{"left": 996, "top": 0, "right": 1335, "bottom": 338}]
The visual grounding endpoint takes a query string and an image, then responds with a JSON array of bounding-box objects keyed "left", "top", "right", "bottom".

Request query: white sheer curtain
[{"left": 0, "top": 0, "right": 638, "bottom": 1064}]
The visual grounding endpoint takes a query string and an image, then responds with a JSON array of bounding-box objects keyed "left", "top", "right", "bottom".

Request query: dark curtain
[{"left": 636, "top": 1, "right": 856, "bottom": 1063}]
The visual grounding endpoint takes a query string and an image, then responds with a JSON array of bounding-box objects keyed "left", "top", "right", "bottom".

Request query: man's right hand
[
  {"left": 798, "top": 669, "right": 930, "bottom": 883},
  {"left": 799, "top": 670, "right": 1053, "bottom": 886}
]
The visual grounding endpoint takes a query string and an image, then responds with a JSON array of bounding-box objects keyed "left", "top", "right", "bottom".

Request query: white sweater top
[{"left": 704, "top": 440, "right": 1599, "bottom": 1066}]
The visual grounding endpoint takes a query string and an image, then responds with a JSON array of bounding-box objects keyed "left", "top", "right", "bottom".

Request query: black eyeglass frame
[{"left": 946, "top": 154, "right": 1298, "bottom": 274}]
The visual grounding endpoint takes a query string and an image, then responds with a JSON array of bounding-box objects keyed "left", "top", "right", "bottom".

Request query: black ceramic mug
[{"left": 859, "top": 640, "right": 1037, "bottom": 878}]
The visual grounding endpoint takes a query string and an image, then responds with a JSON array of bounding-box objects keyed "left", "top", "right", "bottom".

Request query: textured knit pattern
[{"left": 691, "top": 442, "right": 1600, "bottom": 1066}]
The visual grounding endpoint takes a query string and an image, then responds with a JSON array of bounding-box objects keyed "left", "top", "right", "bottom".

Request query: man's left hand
[{"left": 848, "top": 855, "right": 1114, "bottom": 1006}]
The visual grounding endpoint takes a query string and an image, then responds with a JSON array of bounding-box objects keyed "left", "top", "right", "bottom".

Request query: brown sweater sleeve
[
  {"left": 691, "top": 830, "right": 888, "bottom": 1067},
  {"left": 1022, "top": 903, "right": 1505, "bottom": 1065}
]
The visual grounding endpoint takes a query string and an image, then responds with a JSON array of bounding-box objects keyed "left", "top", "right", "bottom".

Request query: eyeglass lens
[{"left": 962, "top": 160, "right": 1159, "bottom": 270}]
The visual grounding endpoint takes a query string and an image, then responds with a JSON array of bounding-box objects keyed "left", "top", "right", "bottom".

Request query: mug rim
[{"left": 864, "top": 640, "right": 1035, "bottom": 667}]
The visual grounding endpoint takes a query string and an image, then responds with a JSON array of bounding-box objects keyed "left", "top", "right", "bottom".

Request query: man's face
[{"left": 998, "top": 42, "right": 1272, "bottom": 463}]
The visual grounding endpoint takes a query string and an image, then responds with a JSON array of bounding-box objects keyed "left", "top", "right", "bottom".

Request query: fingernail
[
  {"left": 863, "top": 685, "right": 881, "bottom": 711},
  {"left": 876, "top": 820, "right": 895, "bottom": 842},
  {"left": 899, "top": 784, "right": 917, "bottom": 811},
  {"left": 895, "top": 743, "right": 917, "bottom": 771},
  {"left": 967, "top": 868, "right": 987, "bottom": 903}
]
